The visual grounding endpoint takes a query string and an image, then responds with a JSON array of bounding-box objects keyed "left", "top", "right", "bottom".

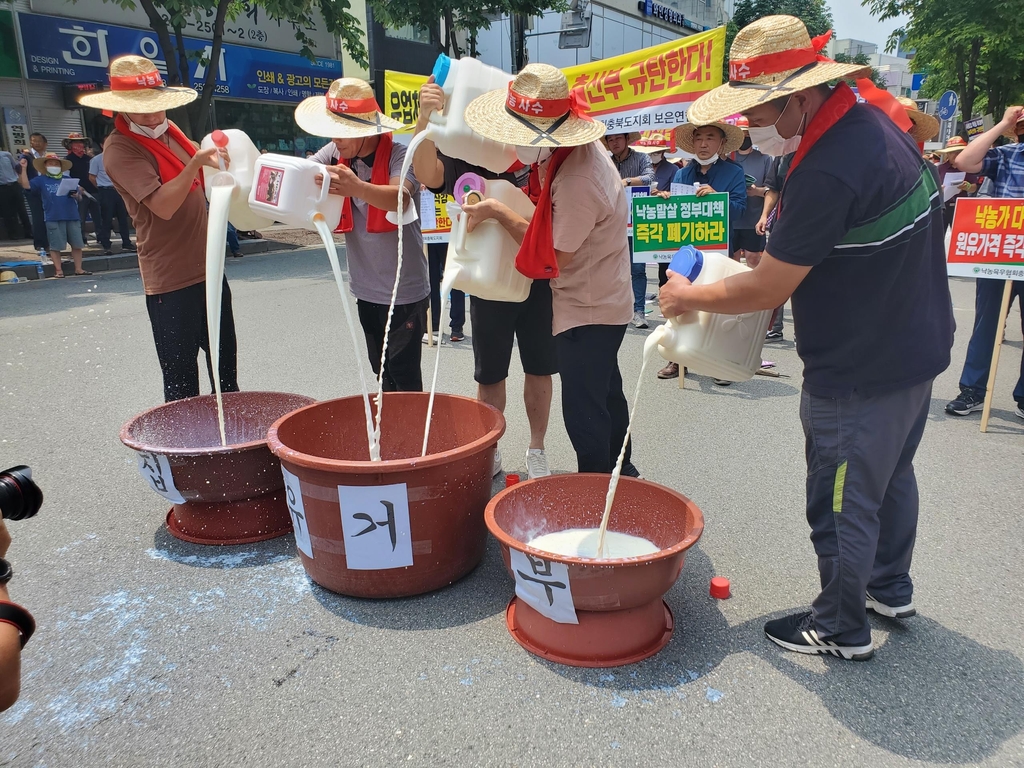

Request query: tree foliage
[
  {"left": 92, "top": 0, "right": 368, "bottom": 135},
  {"left": 863, "top": 0, "right": 1024, "bottom": 121}
]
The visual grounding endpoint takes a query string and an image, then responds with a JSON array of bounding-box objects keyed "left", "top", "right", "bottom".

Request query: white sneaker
[
  {"left": 526, "top": 449, "right": 551, "bottom": 479},
  {"left": 422, "top": 332, "right": 442, "bottom": 345},
  {"left": 866, "top": 593, "right": 917, "bottom": 619},
  {"left": 492, "top": 448, "right": 502, "bottom": 477}
]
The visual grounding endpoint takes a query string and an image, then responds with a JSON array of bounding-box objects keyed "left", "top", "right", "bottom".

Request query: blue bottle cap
[
  {"left": 668, "top": 245, "right": 703, "bottom": 282},
  {"left": 432, "top": 54, "right": 452, "bottom": 87}
]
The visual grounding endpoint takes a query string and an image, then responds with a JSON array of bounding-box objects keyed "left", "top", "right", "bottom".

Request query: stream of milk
[
  {"left": 594, "top": 326, "right": 666, "bottom": 558},
  {"left": 421, "top": 271, "right": 456, "bottom": 456},
  {"left": 205, "top": 183, "right": 233, "bottom": 447},
  {"left": 312, "top": 215, "right": 377, "bottom": 460}
]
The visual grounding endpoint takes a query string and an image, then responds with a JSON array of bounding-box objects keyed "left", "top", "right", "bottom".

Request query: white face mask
[
  {"left": 515, "top": 146, "right": 554, "bottom": 166},
  {"left": 697, "top": 152, "right": 719, "bottom": 166},
  {"left": 45, "top": 165, "right": 62, "bottom": 176},
  {"left": 650, "top": 152, "right": 665, "bottom": 164},
  {"left": 747, "top": 97, "right": 805, "bottom": 157},
  {"left": 128, "top": 117, "right": 169, "bottom": 139}
]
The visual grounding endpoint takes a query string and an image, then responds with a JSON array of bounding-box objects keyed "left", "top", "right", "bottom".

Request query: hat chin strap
[
  {"left": 334, "top": 112, "right": 385, "bottom": 134},
  {"left": 504, "top": 106, "right": 571, "bottom": 146}
]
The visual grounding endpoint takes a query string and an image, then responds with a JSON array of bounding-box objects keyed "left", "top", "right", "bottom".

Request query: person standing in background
[
  {"left": 0, "top": 149, "right": 31, "bottom": 240},
  {"left": 89, "top": 148, "right": 137, "bottom": 255},
  {"left": 63, "top": 133, "right": 101, "bottom": 245},
  {"left": 730, "top": 117, "right": 773, "bottom": 265},
  {"left": 931, "top": 136, "right": 980, "bottom": 231},
  {"left": 17, "top": 153, "right": 90, "bottom": 277},
  {"left": 631, "top": 131, "right": 677, "bottom": 291},
  {"left": 20, "top": 133, "right": 50, "bottom": 257},
  {"left": 757, "top": 152, "right": 793, "bottom": 342}
]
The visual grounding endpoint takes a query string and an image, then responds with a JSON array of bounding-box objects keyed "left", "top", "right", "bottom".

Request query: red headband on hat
[
  {"left": 506, "top": 84, "right": 593, "bottom": 122},
  {"left": 728, "top": 30, "right": 833, "bottom": 82},
  {"left": 110, "top": 71, "right": 164, "bottom": 91},
  {"left": 326, "top": 96, "right": 381, "bottom": 115}
]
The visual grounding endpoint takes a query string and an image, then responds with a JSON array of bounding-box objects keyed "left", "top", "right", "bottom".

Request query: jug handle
[
  {"left": 315, "top": 163, "right": 331, "bottom": 204},
  {"left": 455, "top": 206, "right": 469, "bottom": 254}
]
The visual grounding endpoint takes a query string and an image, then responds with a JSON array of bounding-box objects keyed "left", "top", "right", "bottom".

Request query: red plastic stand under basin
[
  {"left": 485, "top": 474, "right": 704, "bottom": 667},
  {"left": 120, "top": 391, "right": 316, "bottom": 545}
]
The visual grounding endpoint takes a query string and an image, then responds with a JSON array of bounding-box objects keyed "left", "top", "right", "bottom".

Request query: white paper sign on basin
[
  {"left": 338, "top": 483, "right": 413, "bottom": 571},
  {"left": 510, "top": 549, "right": 578, "bottom": 624},
  {"left": 282, "top": 467, "right": 313, "bottom": 558},
  {"left": 136, "top": 451, "right": 186, "bottom": 504}
]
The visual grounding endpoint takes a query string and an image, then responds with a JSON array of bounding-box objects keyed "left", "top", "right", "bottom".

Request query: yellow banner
[{"left": 384, "top": 26, "right": 725, "bottom": 135}]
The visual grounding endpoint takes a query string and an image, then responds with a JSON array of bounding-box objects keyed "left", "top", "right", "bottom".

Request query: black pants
[
  {"left": 96, "top": 186, "right": 132, "bottom": 249},
  {"left": 357, "top": 297, "right": 428, "bottom": 392},
  {"left": 658, "top": 262, "right": 669, "bottom": 287},
  {"left": 556, "top": 324, "right": 637, "bottom": 475},
  {"left": 26, "top": 189, "right": 47, "bottom": 250},
  {"left": 0, "top": 183, "right": 30, "bottom": 240},
  {"left": 77, "top": 191, "right": 101, "bottom": 242},
  {"left": 145, "top": 279, "right": 239, "bottom": 402},
  {"left": 427, "top": 242, "right": 465, "bottom": 333}
]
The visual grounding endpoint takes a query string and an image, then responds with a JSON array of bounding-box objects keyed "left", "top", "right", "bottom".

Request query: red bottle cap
[
  {"left": 505, "top": 473, "right": 521, "bottom": 487},
  {"left": 211, "top": 129, "right": 229, "bottom": 147},
  {"left": 710, "top": 577, "right": 731, "bottom": 599}
]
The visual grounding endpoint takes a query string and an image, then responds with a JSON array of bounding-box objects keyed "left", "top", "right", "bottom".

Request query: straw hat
[
  {"left": 688, "top": 16, "right": 870, "bottom": 124},
  {"left": 61, "top": 132, "right": 89, "bottom": 150},
  {"left": 464, "top": 63, "right": 606, "bottom": 148},
  {"left": 78, "top": 55, "right": 198, "bottom": 112},
  {"left": 933, "top": 135, "right": 968, "bottom": 156},
  {"left": 294, "top": 78, "right": 403, "bottom": 139},
  {"left": 32, "top": 153, "right": 72, "bottom": 174},
  {"left": 896, "top": 97, "right": 939, "bottom": 142},
  {"left": 674, "top": 121, "right": 745, "bottom": 156},
  {"left": 631, "top": 129, "right": 675, "bottom": 153}
]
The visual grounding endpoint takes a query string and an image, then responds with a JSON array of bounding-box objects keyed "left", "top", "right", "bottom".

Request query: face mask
[
  {"left": 697, "top": 152, "right": 719, "bottom": 166},
  {"left": 747, "top": 97, "right": 806, "bottom": 156},
  {"left": 46, "top": 165, "right": 62, "bottom": 177},
  {"left": 515, "top": 146, "right": 554, "bottom": 166},
  {"left": 128, "top": 118, "right": 169, "bottom": 139},
  {"left": 739, "top": 137, "right": 753, "bottom": 151},
  {"left": 650, "top": 152, "right": 665, "bottom": 164}
]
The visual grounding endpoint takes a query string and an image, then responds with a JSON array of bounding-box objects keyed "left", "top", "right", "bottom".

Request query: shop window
[{"left": 384, "top": 24, "right": 432, "bottom": 45}]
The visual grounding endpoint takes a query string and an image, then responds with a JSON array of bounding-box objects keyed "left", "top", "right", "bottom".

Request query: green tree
[
  {"left": 834, "top": 51, "right": 887, "bottom": 90},
  {"left": 88, "top": 0, "right": 368, "bottom": 136},
  {"left": 863, "top": 0, "right": 1024, "bottom": 122},
  {"left": 726, "top": 0, "right": 834, "bottom": 79}
]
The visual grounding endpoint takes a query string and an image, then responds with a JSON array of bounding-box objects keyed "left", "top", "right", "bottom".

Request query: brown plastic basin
[
  {"left": 120, "top": 391, "right": 316, "bottom": 545},
  {"left": 267, "top": 392, "right": 505, "bottom": 598},
  {"left": 485, "top": 473, "right": 704, "bottom": 667}
]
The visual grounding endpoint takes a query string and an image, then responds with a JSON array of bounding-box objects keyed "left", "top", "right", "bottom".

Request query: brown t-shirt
[
  {"left": 104, "top": 128, "right": 207, "bottom": 295},
  {"left": 550, "top": 141, "right": 633, "bottom": 335}
]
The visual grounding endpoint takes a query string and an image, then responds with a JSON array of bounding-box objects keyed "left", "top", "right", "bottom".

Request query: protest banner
[
  {"left": 419, "top": 189, "right": 454, "bottom": 243},
  {"left": 631, "top": 193, "right": 729, "bottom": 261},
  {"left": 383, "top": 70, "right": 426, "bottom": 136},
  {"left": 947, "top": 196, "right": 1024, "bottom": 431}
]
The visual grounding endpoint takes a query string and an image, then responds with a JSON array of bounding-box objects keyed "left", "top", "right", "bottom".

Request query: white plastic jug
[
  {"left": 444, "top": 175, "right": 535, "bottom": 303},
  {"left": 247, "top": 154, "right": 343, "bottom": 231},
  {"left": 428, "top": 55, "right": 517, "bottom": 174},
  {"left": 656, "top": 249, "right": 772, "bottom": 382},
  {"left": 200, "top": 130, "right": 274, "bottom": 232}
]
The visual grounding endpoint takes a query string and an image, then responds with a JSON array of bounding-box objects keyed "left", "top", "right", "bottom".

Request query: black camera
[{"left": 0, "top": 466, "right": 43, "bottom": 521}]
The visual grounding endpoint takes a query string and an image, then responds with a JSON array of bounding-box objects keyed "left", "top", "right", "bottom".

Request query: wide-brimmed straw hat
[
  {"left": 675, "top": 121, "right": 745, "bottom": 156},
  {"left": 78, "top": 55, "right": 197, "bottom": 112},
  {"left": 32, "top": 153, "right": 72, "bottom": 174},
  {"left": 897, "top": 97, "right": 939, "bottom": 142},
  {"left": 294, "top": 78, "right": 402, "bottom": 139},
  {"left": 688, "top": 16, "right": 870, "bottom": 124},
  {"left": 933, "top": 135, "right": 968, "bottom": 156},
  {"left": 61, "top": 132, "right": 89, "bottom": 150},
  {"left": 464, "top": 63, "right": 606, "bottom": 148},
  {"left": 631, "top": 129, "right": 675, "bottom": 153}
]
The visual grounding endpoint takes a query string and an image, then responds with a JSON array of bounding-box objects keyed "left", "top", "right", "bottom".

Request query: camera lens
[{"left": 0, "top": 466, "right": 43, "bottom": 521}]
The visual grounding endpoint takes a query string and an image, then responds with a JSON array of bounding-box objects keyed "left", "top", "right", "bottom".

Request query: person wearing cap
[
  {"left": 412, "top": 74, "right": 555, "bottom": 479},
  {"left": 301, "top": 78, "right": 430, "bottom": 393},
  {"left": 932, "top": 136, "right": 980, "bottom": 230},
  {"left": 78, "top": 55, "right": 236, "bottom": 402},
  {"left": 17, "top": 154, "right": 89, "bottom": 277},
  {"left": 943, "top": 105, "right": 1024, "bottom": 420},
  {"left": 463, "top": 63, "right": 640, "bottom": 478},
  {"left": 660, "top": 15, "right": 954, "bottom": 661},
  {"left": 63, "top": 133, "right": 102, "bottom": 246},
  {"left": 606, "top": 131, "right": 655, "bottom": 330},
  {"left": 731, "top": 117, "right": 773, "bottom": 267}
]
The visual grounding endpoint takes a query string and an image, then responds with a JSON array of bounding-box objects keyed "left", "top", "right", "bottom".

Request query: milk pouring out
[{"left": 657, "top": 247, "right": 773, "bottom": 382}]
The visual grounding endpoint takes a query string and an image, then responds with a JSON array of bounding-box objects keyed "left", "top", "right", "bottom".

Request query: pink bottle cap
[
  {"left": 211, "top": 130, "right": 229, "bottom": 147},
  {"left": 453, "top": 172, "right": 486, "bottom": 205}
]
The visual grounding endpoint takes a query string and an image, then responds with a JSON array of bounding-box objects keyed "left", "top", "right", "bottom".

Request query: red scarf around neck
[
  {"left": 515, "top": 146, "right": 576, "bottom": 280},
  {"left": 334, "top": 131, "right": 397, "bottom": 234},
  {"left": 114, "top": 114, "right": 202, "bottom": 193}
]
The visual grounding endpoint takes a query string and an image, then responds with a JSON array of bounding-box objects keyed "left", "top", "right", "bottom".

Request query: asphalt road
[{"left": 1, "top": 249, "right": 1022, "bottom": 767}]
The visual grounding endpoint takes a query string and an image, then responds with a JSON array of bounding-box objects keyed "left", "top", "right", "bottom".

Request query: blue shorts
[{"left": 45, "top": 219, "right": 85, "bottom": 251}]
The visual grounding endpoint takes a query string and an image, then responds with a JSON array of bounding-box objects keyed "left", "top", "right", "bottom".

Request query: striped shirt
[
  {"left": 611, "top": 148, "right": 655, "bottom": 186},
  {"left": 981, "top": 143, "right": 1024, "bottom": 199}
]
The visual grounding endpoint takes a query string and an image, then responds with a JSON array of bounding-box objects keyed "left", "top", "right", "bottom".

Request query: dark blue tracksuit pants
[
  {"left": 801, "top": 379, "right": 933, "bottom": 646},
  {"left": 957, "top": 278, "right": 1024, "bottom": 404}
]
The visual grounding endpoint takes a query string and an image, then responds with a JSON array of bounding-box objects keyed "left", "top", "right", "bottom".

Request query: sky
[{"left": 826, "top": 1, "right": 909, "bottom": 53}]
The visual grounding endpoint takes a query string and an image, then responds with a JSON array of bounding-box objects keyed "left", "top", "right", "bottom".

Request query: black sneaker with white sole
[
  {"left": 945, "top": 388, "right": 984, "bottom": 416},
  {"left": 764, "top": 611, "right": 874, "bottom": 660},
  {"left": 865, "top": 593, "right": 916, "bottom": 619}
]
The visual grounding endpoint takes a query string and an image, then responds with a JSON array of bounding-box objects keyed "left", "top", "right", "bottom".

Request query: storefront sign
[
  {"left": 0, "top": 10, "right": 21, "bottom": 78},
  {"left": 28, "top": 0, "right": 335, "bottom": 56},
  {"left": 631, "top": 193, "right": 729, "bottom": 260},
  {"left": 637, "top": 0, "right": 706, "bottom": 32},
  {"left": 564, "top": 26, "right": 725, "bottom": 132},
  {"left": 2, "top": 108, "right": 30, "bottom": 154},
  {"left": 17, "top": 12, "right": 341, "bottom": 104},
  {"left": 947, "top": 198, "right": 1024, "bottom": 281}
]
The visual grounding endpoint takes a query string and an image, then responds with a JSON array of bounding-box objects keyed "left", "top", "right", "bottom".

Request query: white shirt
[{"left": 89, "top": 153, "right": 113, "bottom": 187}]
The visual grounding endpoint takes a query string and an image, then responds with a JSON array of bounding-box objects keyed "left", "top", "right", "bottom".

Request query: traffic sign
[{"left": 937, "top": 91, "right": 959, "bottom": 121}]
